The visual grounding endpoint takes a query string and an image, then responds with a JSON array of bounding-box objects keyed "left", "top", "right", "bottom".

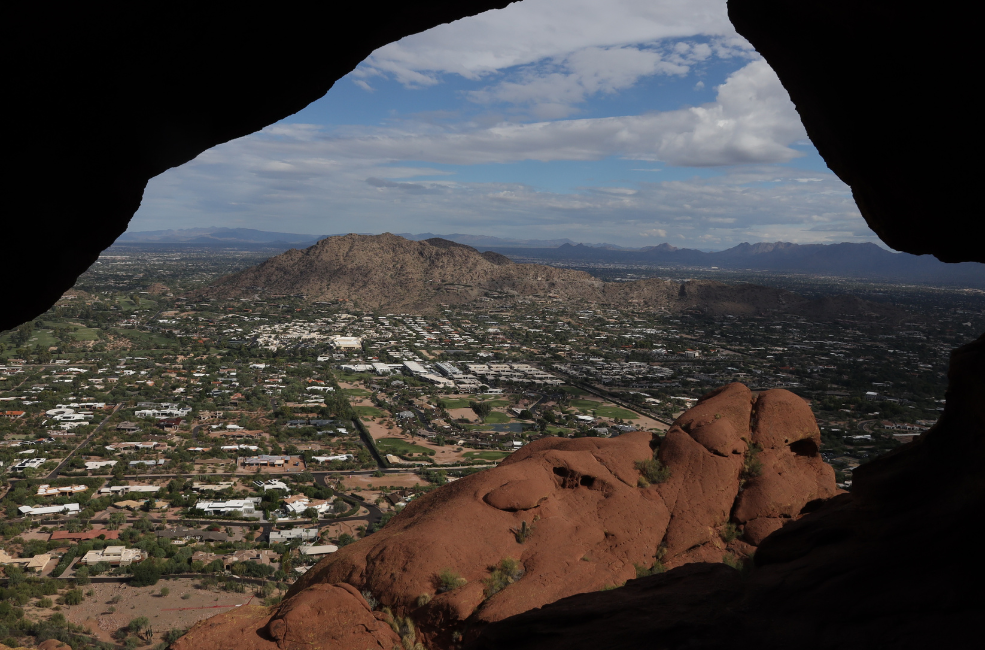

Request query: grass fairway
[
  {"left": 560, "top": 386, "right": 589, "bottom": 396},
  {"left": 439, "top": 398, "right": 472, "bottom": 409},
  {"left": 377, "top": 438, "right": 431, "bottom": 455},
  {"left": 593, "top": 405, "right": 639, "bottom": 419},
  {"left": 71, "top": 327, "right": 99, "bottom": 341},
  {"left": 463, "top": 450, "right": 510, "bottom": 461},
  {"left": 27, "top": 330, "right": 58, "bottom": 347},
  {"left": 483, "top": 411, "right": 511, "bottom": 424},
  {"left": 544, "top": 425, "right": 573, "bottom": 436},
  {"left": 569, "top": 399, "right": 602, "bottom": 410},
  {"left": 343, "top": 388, "right": 371, "bottom": 396},
  {"left": 355, "top": 406, "right": 383, "bottom": 418}
]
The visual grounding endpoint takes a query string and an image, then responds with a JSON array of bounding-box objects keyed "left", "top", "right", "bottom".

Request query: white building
[
  {"left": 12, "top": 458, "right": 47, "bottom": 472},
  {"left": 311, "top": 454, "right": 354, "bottom": 464},
  {"left": 269, "top": 528, "right": 318, "bottom": 543},
  {"left": 254, "top": 479, "right": 290, "bottom": 493},
  {"left": 98, "top": 485, "right": 160, "bottom": 495},
  {"left": 195, "top": 499, "right": 259, "bottom": 516},
  {"left": 36, "top": 484, "right": 87, "bottom": 497},
  {"left": 85, "top": 460, "right": 118, "bottom": 470},
  {"left": 18, "top": 503, "right": 81, "bottom": 516},
  {"left": 329, "top": 335, "right": 363, "bottom": 350},
  {"left": 79, "top": 546, "right": 144, "bottom": 566}
]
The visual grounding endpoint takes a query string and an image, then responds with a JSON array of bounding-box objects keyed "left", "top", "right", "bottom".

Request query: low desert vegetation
[
  {"left": 436, "top": 568, "right": 467, "bottom": 593},
  {"left": 483, "top": 558, "right": 524, "bottom": 598},
  {"left": 635, "top": 457, "right": 671, "bottom": 487}
]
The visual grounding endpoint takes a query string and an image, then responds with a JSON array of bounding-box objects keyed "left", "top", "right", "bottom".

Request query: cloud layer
[{"left": 129, "top": 0, "right": 873, "bottom": 249}]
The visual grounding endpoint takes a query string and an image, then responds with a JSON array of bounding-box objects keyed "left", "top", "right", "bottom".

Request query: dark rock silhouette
[
  {"left": 4, "top": 2, "right": 982, "bottom": 649},
  {"left": 3, "top": 1, "right": 514, "bottom": 332},
  {"left": 728, "top": 0, "right": 976, "bottom": 264}
]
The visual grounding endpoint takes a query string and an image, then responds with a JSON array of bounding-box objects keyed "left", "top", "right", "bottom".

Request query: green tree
[{"left": 130, "top": 560, "right": 161, "bottom": 587}]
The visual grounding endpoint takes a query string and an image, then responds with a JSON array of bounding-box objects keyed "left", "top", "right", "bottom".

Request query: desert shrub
[
  {"left": 436, "top": 569, "right": 467, "bottom": 593},
  {"left": 382, "top": 607, "right": 425, "bottom": 650},
  {"left": 634, "top": 560, "right": 666, "bottom": 578},
  {"left": 37, "top": 597, "right": 53, "bottom": 608},
  {"left": 180, "top": 593, "right": 191, "bottom": 600},
  {"left": 337, "top": 533, "right": 356, "bottom": 547},
  {"left": 741, "top": 442, "right": 763, "bottom": 481},
  {"left": 415, "top": 593, "right": 432, "bottom": 607},
  {"left": 720, "top": 523, "right": 740, "bottom": 543},
  {"left": 63, "top": 590, "right": 84, "bottom": 606},
  {"left": 512, "top": 520, "right": 534, "bottom": 544},
  {"left": 361, "top": 590, "right": 379, "bottom": 609},
  {"left": 723, "top": 553, "right": 743, "bottom": 571},
  {"left": 634, "top": 545, "right": 667, "bottom": 578},
  {"left": 483, "top": 558, "right": 524, "bottom": 598},
  {"left": 634, "top": 458, "right": 671, "bottom": 487},
  {"left": 128, "top": 617, "right": 150, "bottom": 633},
  {"left": 159, "top": 587, "right": 170, "bottom": 597},
  {"left": 163, "top": 628, "right": 187, "bottom": 646}
]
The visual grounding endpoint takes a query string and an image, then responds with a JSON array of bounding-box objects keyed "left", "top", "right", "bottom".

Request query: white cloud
[
  {"left": 284, "top": 61, "right": 805, "bottom": 167},
  {"left": 464, "top": 45, "right": 689, "bottom": 117},
  {"left": 127, "top": 0, "right": 870, "bottom": 250},
  {"left": 357, "top": 0, "right": 744, "bottom": 85}
]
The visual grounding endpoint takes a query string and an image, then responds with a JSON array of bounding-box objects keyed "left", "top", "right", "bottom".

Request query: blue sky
[{"left": 129, "top": 0, "right": 876, "bottom": 250}]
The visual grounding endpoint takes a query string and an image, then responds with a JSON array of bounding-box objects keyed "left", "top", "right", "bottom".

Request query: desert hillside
[{"left": 200, "top": 233, "right": 857, "bottom": 318}]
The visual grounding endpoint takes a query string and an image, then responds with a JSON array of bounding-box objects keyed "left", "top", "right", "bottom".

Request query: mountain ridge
[{"left": 198, "top": 233, "right": 914, "bottom": 322}]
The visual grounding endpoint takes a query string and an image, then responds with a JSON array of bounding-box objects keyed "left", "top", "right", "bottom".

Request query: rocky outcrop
[
  {"left": 471, "top": 333, "right": 985, "bottom": 650},
  {"left": 175, "top": 385, "right": 837, "bottom": 649}
]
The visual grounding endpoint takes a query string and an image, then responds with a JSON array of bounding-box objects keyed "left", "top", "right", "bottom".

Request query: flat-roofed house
[{"left": 79, "top": 546, "right": 144, "bottom": 566}]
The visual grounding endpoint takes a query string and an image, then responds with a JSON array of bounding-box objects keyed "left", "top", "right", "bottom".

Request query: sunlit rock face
[{"left": 174, "top": 384, "right": 837, "bottom": 650}]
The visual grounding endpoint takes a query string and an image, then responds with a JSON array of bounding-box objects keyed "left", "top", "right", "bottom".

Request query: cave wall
[
  {"left": 728, "top": 0, "right": 979, "bottom": 264},
  {"left": 4, "top": 1, "right": 513, "bottom": 332}
]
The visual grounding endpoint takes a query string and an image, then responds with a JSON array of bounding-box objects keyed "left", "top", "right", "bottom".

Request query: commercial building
[{"left": 329, "top": 335, "right": 363, "bottom": 350}]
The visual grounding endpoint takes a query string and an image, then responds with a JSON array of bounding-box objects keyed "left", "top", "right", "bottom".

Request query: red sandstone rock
[
  {"left": 178, "top": 384, "right": 837, "bottom": 650},
  {"left": 742, "top": 517, "right": 786, "bottom": 545},
  {"left": 733, "top": 448, "right": 838, "bottom": 523},
  {"left": 171, "top": 585, "right": 401, "bottom": 650},
  {"left": 38, "top": 641, "right": 71, "bottom": 650},
  {"left": 752, "top": 389, "right": 820, "bottom": 450}
]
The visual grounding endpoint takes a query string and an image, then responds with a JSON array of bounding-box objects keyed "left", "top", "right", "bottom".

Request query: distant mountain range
[
  {"left": 116, "top": 227, "right": 324, "bottom": 246},
  {"left": 200, "top": 233, "right": 916, "bottom": 322},
  {"left": 119, "top": 227, "right": 983, "bottom": 286},
  {"left": 480, "top": 241, "right": 985, "bottom": 287}
]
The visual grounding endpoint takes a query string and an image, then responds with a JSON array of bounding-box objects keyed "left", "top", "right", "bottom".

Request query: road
[
  {"left": 47, "top": 402, "right": 122, "bottom": 479},
  {"left": 550, "top": 369, "right": 674, "bottom": 426}
]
